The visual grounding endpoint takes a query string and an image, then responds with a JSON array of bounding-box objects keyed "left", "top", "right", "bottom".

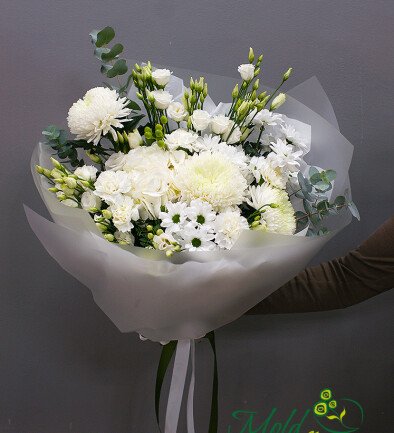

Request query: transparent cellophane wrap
[{"left": 25, "top": 68, "right": 353, "bottom": 342}]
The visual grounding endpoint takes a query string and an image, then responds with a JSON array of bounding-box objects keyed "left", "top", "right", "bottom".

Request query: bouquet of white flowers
[{"left": 26, "top": 26, "right": 359, "bottom": 433}]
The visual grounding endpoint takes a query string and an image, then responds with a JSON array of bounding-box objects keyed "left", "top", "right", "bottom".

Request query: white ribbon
[{"left": 164, "top": 339, "right": 196, "bottom": 433}]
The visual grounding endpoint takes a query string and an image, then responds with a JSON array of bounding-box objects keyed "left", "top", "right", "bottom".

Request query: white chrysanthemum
[
  {"left": 67, "top": 87, "right": 131, "bottom": 145},
  {"left": 214, "top": 210, "right": 249, "bottom": 249},
  {"left": 248, "top": 109, "right": 283, "bottom": 127},
  {"left": 174, "top": 152, "right": 248, "bottom": 211},
  {"left": 269, "top": 138, "right": 303, "bottom": 173},
  {"left": 186, "top": 199, "right": 216, "bottom": 229},
  {"left": 281, "top": 123, "right": 308, "bottom": 151},
  {"left": 248, "top": 184, "right": 296, "bottom": 235},
  {"left": 159, "top": 202, "right": 188, "bottom": 233},
  {"left": 109, "top": 195, "right": 139, "bottom": 232},
  {"left": 250, "top": 156, "right": 288, "bottom": 189},
  {"left": 93, "top": 170, "right": 133, "bottom": 204},
  {"left": 180, "top": 226, "right": 216, "bottom": 252}
]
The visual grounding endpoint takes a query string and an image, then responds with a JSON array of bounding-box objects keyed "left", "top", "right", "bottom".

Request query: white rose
[
  {"left": 109, "top": 195, "right": 139, "bottom": 232},
  {"left": 150, "top": 90, "right": 173, "bottom": 110},
  {"left": 164, "top": 129, "right": 198, "bottom": 151},
  {"left": 74, "top": 165, "right": 98, "bottom": 181},
  {"left": 127, "top": 129, "right": 143, "bottom": 149},
  {"left": 152, "top": 68, "right": 172, "bottom": 86},
  {"left": 190, "top": 109, "right": 211, "bottom": 131},
  {"left": 81, "top": 191, "right": 101, "bottom": 211},
  {"left": 105, "top": 152, "right": 127, "bottom": 171},
  {"left": 211, "top": 114, "right": 231, "bottom": 135},
  {"left": 167, "top": 102, "right": 187, "bottom": 122},
  {"left": 237, "top": 64, "right": 255, "bottom": 81},
  {"left": 222, "top": 120, "right": 242, "bottom": 144}
]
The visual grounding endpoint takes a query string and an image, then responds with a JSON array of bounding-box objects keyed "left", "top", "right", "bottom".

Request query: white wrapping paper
[{"left": 25, "top": 74, "right": 354, "bottom": 342}]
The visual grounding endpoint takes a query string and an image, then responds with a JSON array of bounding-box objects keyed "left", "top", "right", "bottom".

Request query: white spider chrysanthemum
[
  {"left": 250, "top": 156, "right": 288, "bottom": 189},
  {"left": 67, "top": 87, "right": 131, "bottom": 145},
  {"left": 281, "top": 123, "right": 308, "bottom": 151},
  {"left": 248, "top": 109, "right": 283, "bottom": 127},
  {"left": 174, "top": 152, "right": 248, "bottom": 211},
  {"left": 214, "top": 209, "right": 249, "bottom": 249},
  {"left": 248, "top": 184, "right": 296, "bottom": 235}
]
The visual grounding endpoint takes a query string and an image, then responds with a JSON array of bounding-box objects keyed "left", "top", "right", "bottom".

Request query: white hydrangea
[
  {"left": 174, "top": 152, "right": 247, "bottom": 211},
  {"left": 67, "top": 87, "right": 131, "bottom": 145},
  {"left": 214, "top": 210, "right": 249, "bottom": 249},
  {"left": 93, "top": 170, "right": 133, "bottom": 204},
  {"left": 248, "top": 184, "right": 296, "bottom": 235}
]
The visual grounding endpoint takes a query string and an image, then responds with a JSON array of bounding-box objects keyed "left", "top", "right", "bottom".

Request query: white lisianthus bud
[
  {"left": 64, "top": 177, "right": 77, "bottom": 189},
  {"left": 190, "top": 109, "right": 211, "bottom": 131},
  {"left": 270, "top": 93, "right": 286, "bottom": 110},
  {"left": 237, "top": 64, "right": 255, "bottom": 81},
  {"left": 152, "top": 68, "right": 172, "bottom": 86},
  {"left": 167, "top": 102, "right": 187, "bottom": 122},
  {"left": 211, "top": 114, "right": 231, "bottom": 135},
  {"left": 283, "top": 67, "right": 293, "bottom": 81},
  {"left": 150, "top": 90, "right": 173, "bottom": 110},
  {"left": 74, "top": 165, "right": 98, "bottom": 181},
  {"left": 81, "top": 191, "right": 101, "bottom": 211},
  {"left": 127, "top": 129, "right": 143, "bottom": 149}
]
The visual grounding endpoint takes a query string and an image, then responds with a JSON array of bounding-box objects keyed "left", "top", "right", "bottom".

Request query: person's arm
[{"left": 247, "top": 216, "right": 394, "bottom": 314}]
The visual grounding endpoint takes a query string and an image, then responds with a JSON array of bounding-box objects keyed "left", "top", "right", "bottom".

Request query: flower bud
[
  {"left": 86, "top": 151, "right": 101, "bottom": 164},
  {"left": 270, "top": 93, "right": 286, "bottom": 110},
  {"left": 127, "top": 129, "right": 143, "bottom": 148},
  {"left": 254, "top": 67, "right": 260, "bottom": 77},
  {"left": 102, "top": 209, "right": 112, "bottom": 219},
  {"left": 160, "top": 115, "right": 168, "bottom": 124},
  {"left": 232, "top": 84, "right": 239, "bottom": 99},
  {"left": 156, "top": 229, "right": 164, "bottom": 236},
  {"left": 251, "top": 221, "right": 260, "bottom": 228},
  {"left": 248, "top": 47, "right": 255, "bottom": 63},
  {"left": 136, "top": 92, "right": 143, "bottom": 100},
  {"left": 203, "top": 83, "right": 208, "bottom": 97},
  {"left": 104, "top": 233, "right": 115, "bottom": 242},
  {"left": 95, "top": 222, "right": 107, "bottom": 232},
  {"left": 166, "top": 250, "right": 174, "bottom": 257},
  {"left": 35, "top": 165, "right": 44, "bottom": 174},
  {"left": 65, "top": 177, "right": 77, "bottom": 189},
  {"left": 48, "top": 187, "right": 59, "bottom": 193},
  {"left": 256, "top": 54, "right": 263, "bottom": 66},
  {"left": 157, "top": 139, "right": 166, "bottom": 149},
  {"left": 147, "top": 233, "right": 154, "bottom": 240},
  {"left": 283, "top": 67, "right": 293, "bottom": 81},
  {"left": 51, "top": 168, "right": 63, "bottom": 179},
  {"left": 50, "top": 157, "right": 63, "bottom": 170},
  {"left": 258, "top": 91, "right": 267, "bottom": 101},
  {"left": 148, "top": 92, "right": 155, "bottom": 103},
  {"left": 146, "top": 225, "right": 153, "bottom": 232},
  {"left": 252, "top": 79, "right": 260, "bottom": 91},
  {"left": 190, "top": 77, "right": 195, "bottom": 90},
  {"left": 116, "top": 131, "right": 124, "bottom": 144}
]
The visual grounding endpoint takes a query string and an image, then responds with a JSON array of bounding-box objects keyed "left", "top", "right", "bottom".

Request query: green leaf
[
  {"left": 101, "top": 43, "right": 124, "bottom": 61},
  {"left": 94, "top": 46, "right": 110, "bottom": 60},
  {"left": 298, "top": 172, "right": 312, "bottom": 192},
  {"left": 310, "top": 172, "right": 322, "bottom": 185},
  {"left": 303, "top": 199, "right": 314, "bottom": 215},
  {"left": 324, "top": 169, "right": 336, "bottom": 182},
  {"left": 95, "top": 26, "right": 115, "bottom": 47},
  {"left": 334, "top": 195, "right": 346, "bottom": 207},
  {"left": 340, "top": 408, "right": 346, "bottom": 421},
  {"left": 42, "top": 125, "right": 60, "bottom": 140},
  {"left": 126, "top": 99, "right": 141, "bottom": 111},
  {"left": 348, "top": 201, "right": 360, "bottom": 220},
  {"left": 100, "top": 64, "right": 112, "bottom": 75},
  {"left": 317, "top": 200, "right": 329, "bottom": 214},
  {"left": 309, "top": 166, "right": 319, "bottom": 177},
  {"left": 106, "top": 59, "right": 128, "bottom": 78},
  {"left": 314, "top": 181, "right": 331, "bottom": 192}
]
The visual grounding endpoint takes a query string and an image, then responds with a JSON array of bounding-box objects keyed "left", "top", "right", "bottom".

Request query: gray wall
[{"left": 1, "top": 1, "right": 393, "bottom": 432}]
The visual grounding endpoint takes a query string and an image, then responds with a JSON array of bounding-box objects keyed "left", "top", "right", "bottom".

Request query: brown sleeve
[{"left": 247, "top": 216, "right": 394, "bottom": 314}]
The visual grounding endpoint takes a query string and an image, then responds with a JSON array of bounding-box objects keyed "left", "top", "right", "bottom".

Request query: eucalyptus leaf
[
  {"left": 309, "top": 166, "right": 319, "bottom": 177},
  {"left": 348, "top": 201, "right": 360, "bottom": 220},
  {"left": 106, "top": 59, "right": 128, "bottom": 78},
  {"left": 95, "top": 26, "right": 115, "bottom": 47},
  {"left": 94, "top": 46, "right": 110, "bottom": 60},
  {"left": 310, "top": 172, "right": 322, "bottom": 185},
  {"left": 324, "top": 169, "right": 336, "bottom": 182},
  {"left": 334, "top": 195, "right": 346, "bottom": 207},
  {"left": 101, "top": 43, "right": 124, "bottom": 61}
]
